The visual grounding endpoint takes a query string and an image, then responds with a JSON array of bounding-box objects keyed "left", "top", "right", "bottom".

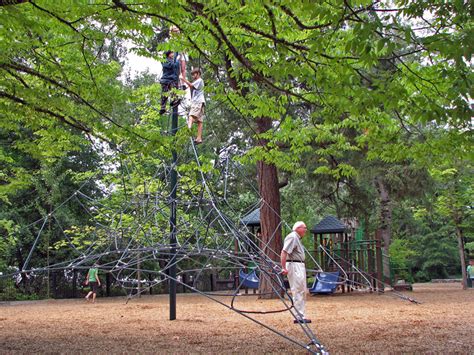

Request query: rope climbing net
[
  {"left": 4, "top": 135, "right": 331, "bottom": 354},
  {"left": 4, "top": 130, "right": 419, "bottom": 353}
]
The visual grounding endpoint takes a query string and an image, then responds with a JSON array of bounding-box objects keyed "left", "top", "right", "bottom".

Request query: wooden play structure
[
  {"left": 239, "top": 209, "right": 385, "bottom": 293},
  {"left": 236, "top": 208, "right": 262, "bottom": 293},
  {"left": 310, "top": 216, "right": 384, "bottom": 292},
  {"left": 240, "top": 207, "right": 261, "bottom": 248}
]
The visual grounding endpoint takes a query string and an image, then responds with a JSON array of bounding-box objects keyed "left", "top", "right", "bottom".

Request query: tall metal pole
[{"left": 169, "top": 103, "right": 178, "bottom": 320}]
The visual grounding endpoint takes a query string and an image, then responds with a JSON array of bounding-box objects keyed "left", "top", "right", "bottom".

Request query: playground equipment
[
  {"left": 239, "top": 269, "right": 259, "bottom": 289},
  {"left": 240, "top": 207, "right": 261, "bottom": 254},
  {"left": 310, "top": 216, "right": 384, "bottom": 292},
  {"left": 5, "top": 138, "right": 329, "bottom": 354},
  {"left": 309, "top": 271, "right": 340, "bottom": 295}
]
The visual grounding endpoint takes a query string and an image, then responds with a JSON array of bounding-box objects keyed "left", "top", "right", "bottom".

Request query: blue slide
[
  {"left": 309, "top": 271, "right": 340, "bottom": 294},
  {"left": 239, "top": 269, "right": 259, "bottom": 289}
]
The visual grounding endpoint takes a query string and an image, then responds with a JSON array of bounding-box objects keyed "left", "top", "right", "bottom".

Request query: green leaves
[{"left": 0, "top": 1, "right": 472, "bottom": 282}]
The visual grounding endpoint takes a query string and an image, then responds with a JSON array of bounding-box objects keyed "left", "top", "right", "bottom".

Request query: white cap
[{"left": 292, "top": 221, "right": 306, "bottom": 231}]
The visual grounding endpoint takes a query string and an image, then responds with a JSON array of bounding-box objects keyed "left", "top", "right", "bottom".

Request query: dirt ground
[{"left": 0, "top": 283, "right": 472, "bottom": 354}]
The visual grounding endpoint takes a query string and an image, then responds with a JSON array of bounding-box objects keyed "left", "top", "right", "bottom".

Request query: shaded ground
[{"left": 0, "top": 283, "right": 472, "bottom": 353}]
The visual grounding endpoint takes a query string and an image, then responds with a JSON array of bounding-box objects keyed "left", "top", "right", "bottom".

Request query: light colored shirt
[
  {"left": 190, "top": 77, "right": 205, "bottom": 105},
  {"left": 282, "top": 231, "right": 305, "bottom": 262},
  {"left": 176, "top": 52, "right": 188, "bottom": 62},
  {"left": 468, "top": 265, "right": 474, "bottom": 278}
]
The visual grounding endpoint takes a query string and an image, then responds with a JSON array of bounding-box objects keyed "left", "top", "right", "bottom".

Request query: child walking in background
[
  {"left": 85, "top": 264, "right": 101, "bottom": 303},
  {"left": 467, "top": 260, "right": 474, "bottom": 288},
  {"left": 181, "top": 68, "right": 205, "bottom": 144}
]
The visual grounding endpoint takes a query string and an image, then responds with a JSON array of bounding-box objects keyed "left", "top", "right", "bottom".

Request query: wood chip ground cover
[{"left": 0, "top": 283, "right": 472, "bottom": 353}]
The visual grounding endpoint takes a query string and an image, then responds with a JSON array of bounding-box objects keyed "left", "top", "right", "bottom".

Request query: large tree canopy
[
  {"left": 1, "top": 1, "right": 472, "bottom": 291},
  {"left": 2, "top": 1, "right": 471, "bottom": 161}
]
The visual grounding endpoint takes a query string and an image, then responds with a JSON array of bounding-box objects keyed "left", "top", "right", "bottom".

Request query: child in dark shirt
[{"left": 159, "top": 50, "right": 180, "bottom": 114}]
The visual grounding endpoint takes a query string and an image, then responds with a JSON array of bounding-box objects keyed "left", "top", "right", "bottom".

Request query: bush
[
  {"left": 0, "top": 278, "right": 41, "bottom": 301},
  {"left": 414, "top": 270, "right": 431, "bottom": 282}
]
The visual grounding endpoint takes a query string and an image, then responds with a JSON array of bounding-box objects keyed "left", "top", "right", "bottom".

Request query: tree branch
[
  {"left": 186, "top": 1, "right": 316, "bottom": 104},
  {"left": 29, "top": 2, "right": 85, "bottom": 36},
  {"left": 1, "top": 62, "right": 125, "bottom": 130},
  {"left": 279, "top": 2, "right": 378, "bottom": 30},
  {"left": 0, "top": 91, "right": 91, "bottom": 133},
  {"left": 0, "top": 0, "right": 29, "bottom": 6},
  {"left": 1, "top": 62, "right": 151, "bottom": 142},
  {"left": 239, "top": 23, "right": 308, "bottom": 51}
]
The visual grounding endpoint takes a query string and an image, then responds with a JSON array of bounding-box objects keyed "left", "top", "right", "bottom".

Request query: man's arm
[
  {"left": 281, "top": 250, "right": 288, "bottom": 275},
  {"left": 180, "top": 75, "right": 192, "bottom": 88},
  {"left": 179, "top": 58, "right": 186, "bottom": 79},
  {"left": 96, "top": 273, "right": 101, "bottom": 286}
]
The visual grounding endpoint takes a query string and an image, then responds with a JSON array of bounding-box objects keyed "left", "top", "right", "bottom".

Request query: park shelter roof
[
  {"left": 240, "top": 208, "right": 260, "bottom": 227},
  {"left": 310, "top": 216, "right": 346, "bottom": 234}
]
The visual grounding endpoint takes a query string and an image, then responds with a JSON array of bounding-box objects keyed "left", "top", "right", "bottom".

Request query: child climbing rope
[
  {"left": 169, "top": 25, "right": 187, "bottom": 88},
  {"left": 181, "top": 68, "right": 205, "bottom": 144},
  {"left": 159, "top": 50, "right": 181, "bottom": 115}
]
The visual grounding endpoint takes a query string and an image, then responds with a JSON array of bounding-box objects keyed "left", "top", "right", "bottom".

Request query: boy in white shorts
[{"left": 181, "top": 68, "right": 205, "bottom": 144}]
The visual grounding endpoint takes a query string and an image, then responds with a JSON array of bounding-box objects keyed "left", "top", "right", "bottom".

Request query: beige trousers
[{"left": 287, "top": 262, "right": 307, "bottom": 320}]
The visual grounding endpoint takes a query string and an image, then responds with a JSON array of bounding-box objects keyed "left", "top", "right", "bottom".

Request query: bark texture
[{"left": 256, "top": 116, "right": 283, "bottom": 299}]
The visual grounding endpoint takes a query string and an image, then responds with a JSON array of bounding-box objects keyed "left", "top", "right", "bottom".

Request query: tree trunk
[
  {"left": 455, "top": 227, "right": 467, "bottom": 290},
  {"left": 375, "top": 176, "right": 392, "bottom": 285},
  {"left": 256, "top": 116, "right": 283, "bottom": 299},
  {"left": 452, "top": 172, "right": 468, "bottom": 290}
]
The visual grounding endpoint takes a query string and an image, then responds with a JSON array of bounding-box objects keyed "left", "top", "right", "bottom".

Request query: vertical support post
[
  {"left": 47, "top": 211, "right": 51, "bottom": 299},
  {"left": 106, "top": 272, "right": 111, "bottom": 297},
  {"left": 51, "top": 271, "right": 57, "bottom": 299},
  {"left": 72, "top": 269, "right": 77, "bottom": 298},
  {"left": 137, "top": 255, "right": 141, "bottom": 298},
  {"left": 320, "top": 234, "right": 325, "bottom": 269},
  {"left": 234, "top": 235, "right": 239, "bottom": 289},
  {"left": 210, "top": 272, "right": 215, "bottom": 292},
  {"left": 375, "top": 230, "right": 384, "bottom": 292},
  {"left": 169, "top": 103, "right": 179, "bottom": 320}
]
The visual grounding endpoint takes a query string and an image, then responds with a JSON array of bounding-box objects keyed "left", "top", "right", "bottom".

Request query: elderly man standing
[{"left": 281, "top": 221, "right": 311, "bottom": 324}]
